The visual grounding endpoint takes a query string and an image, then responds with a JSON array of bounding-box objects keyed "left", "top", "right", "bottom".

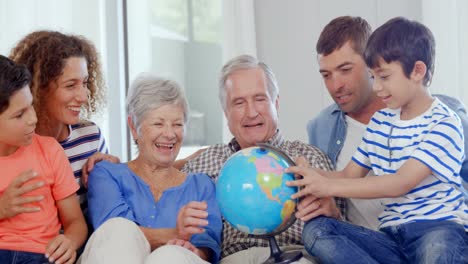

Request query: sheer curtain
[
  {"left": 222, "top": 1, "right": 257, "bottom": 61},
  {"left": 422, "top": 0, "right": 468, "bottom": 107},
  {"left": 0, "top": 0, "right": 128, "bottom": 160},
  {"left": 221, "top": 1, "right": 257, "bottom": 142}
]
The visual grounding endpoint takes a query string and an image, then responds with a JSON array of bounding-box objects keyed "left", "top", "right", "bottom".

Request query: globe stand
[{"left": 263, "top": 235, "right": 303, "bottom": 264}]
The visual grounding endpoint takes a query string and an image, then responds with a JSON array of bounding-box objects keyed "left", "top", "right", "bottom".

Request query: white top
[
  {"left": 353, "top": 99, "right": 467, "bottom": 230},
  {"left": 339, "top": 115, "right": 384, "bottom": 230}
]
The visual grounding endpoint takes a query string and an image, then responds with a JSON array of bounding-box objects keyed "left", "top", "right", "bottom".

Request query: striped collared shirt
[{"left": 353, "top": 98, "right": 467, "bottom": 230}]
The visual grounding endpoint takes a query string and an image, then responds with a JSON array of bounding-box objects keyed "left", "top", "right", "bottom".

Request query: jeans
[
  {"left": 382, "top": 220, "right": 468, "bottom": 264},
  {"left": 0, "top": 250, "right": 51, "bottom": 264},
  {"left": 302, "top": 216, "right": 468, "bottom": 264}
]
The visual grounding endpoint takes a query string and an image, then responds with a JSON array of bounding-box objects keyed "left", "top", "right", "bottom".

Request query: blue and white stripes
[
  {"left": 59, "top": 121, "right": 108, "bottom": 206},
  {"left": 352, "top": 98, "right": 467, "bottom": 230}
]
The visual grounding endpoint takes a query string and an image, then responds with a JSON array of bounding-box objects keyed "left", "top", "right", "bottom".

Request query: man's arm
[{"left": 174, "top": 148, "right": 206, "bottom": 170}]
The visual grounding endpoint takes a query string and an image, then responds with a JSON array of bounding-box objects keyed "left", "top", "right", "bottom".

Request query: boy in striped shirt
[{"left": 287, "top": 17, "right": 467, "bottom": 264}]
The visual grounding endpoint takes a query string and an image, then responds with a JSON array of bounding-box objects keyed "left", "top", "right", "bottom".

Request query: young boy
[
  {"left": 0, "top": 55, "right": 87, "bottom": 263},
  {"left": 287, "top": 17, "right": 467, "bottom": 264}
]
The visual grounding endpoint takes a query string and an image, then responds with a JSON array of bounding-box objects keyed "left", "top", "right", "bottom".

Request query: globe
[{"left": 216, "top": 144, "right": 298, "bottom": 235}]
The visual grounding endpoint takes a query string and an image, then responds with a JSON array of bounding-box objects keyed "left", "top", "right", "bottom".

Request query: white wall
[
  {"left": 254, "top": 0, "right": 423, "bottom": 142},
  {"left": 422, "top": 0, "right": 468, "bottom": 104}
]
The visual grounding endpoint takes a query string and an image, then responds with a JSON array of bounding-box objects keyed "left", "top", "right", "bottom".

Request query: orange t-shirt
[{"left": 0, "top": 134, "right": 79, "bottom": 254}]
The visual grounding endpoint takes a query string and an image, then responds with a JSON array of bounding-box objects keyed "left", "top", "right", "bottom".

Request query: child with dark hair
[
  {"left": 0, "top": 55, "right": 87, "bottom": 264},
  {"left": 288, "top": 17, "right": 467, "bottom": 264}
]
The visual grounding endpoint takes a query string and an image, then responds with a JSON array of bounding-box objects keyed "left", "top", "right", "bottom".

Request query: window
[{"left": 126, "top": 0, "right": 224, "bottom": 159}]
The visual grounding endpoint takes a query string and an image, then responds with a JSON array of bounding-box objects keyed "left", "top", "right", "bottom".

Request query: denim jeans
[
  {"left": 0, "top": 250, "right": 51, "bottom": 264},
  {"left": 382, "top": 220, "right": 468, "bottom": 264},
  {"left": 302, "top": 216, "right": 468, "bottom": 264}
]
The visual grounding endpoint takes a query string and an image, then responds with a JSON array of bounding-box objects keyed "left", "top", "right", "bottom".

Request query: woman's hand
[
  {"left": 176, "top": 201, "right": 209, "bottom": 241},
  {"left": 167, "top": 239, "right": 206, "bottom": 259},
  {"left": 45, "top": 234, "right": 78, "bottom": 264},
  {"left": 81, "top": 152, "right": 120, "bottom": 187},
  {"left": 0, "top": 170, "right": 44, "bottom": 220}
]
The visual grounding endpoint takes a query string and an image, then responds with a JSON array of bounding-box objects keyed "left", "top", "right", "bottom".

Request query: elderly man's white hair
[{"left": 218, "top": 54, "right": 279, "bottom": 110}]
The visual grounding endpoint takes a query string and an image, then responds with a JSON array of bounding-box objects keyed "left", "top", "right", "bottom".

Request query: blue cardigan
[{"left": 88, "top": 161, "right": 222, "bottom": 263}]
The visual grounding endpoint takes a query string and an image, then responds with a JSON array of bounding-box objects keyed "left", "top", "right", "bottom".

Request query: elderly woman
[{"left": 79, "top": 73, "right": 222, "bottom": 264}]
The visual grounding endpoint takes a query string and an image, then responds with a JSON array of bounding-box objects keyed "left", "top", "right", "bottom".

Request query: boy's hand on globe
[
  {"left": 176, "top": 201, "right": 209, "bottom": 241},
  {"left": 285, "top": 166, "right": 331, "bottom": 198},
  {"left": 0, "top": 170, "right": 44, "bottom": 220}
]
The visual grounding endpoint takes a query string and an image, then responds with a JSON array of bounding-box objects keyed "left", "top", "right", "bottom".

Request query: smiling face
[
  {"left": 370, "top": 59, "right": 420, "bottom": 112},
  {"left": 44, "top": 57, "right": 89, "bottom": 128},
  {"left": 224, "top": 67, "right": 279, "bottom": 149},
  {"left": 130, "top": 104, "right": 185, "bottom": 168},
  {"left": 0, "top": 86, "right": 37, "bottom": 155},
  {"left": 318, "top": 41, "right": 374, "bottom": 115}
]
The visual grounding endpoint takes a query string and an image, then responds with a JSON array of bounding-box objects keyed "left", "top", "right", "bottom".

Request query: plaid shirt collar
[{"left": 227, "top": 129, "right": 284, "bottom": 153}]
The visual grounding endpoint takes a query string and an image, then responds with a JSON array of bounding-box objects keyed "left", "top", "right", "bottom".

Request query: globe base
[
  {"left": 263, "top": 236, "right": 303, "bottom": 264},
  {"left": 263, "top": 250, "right": 303, "bottom": 264}
]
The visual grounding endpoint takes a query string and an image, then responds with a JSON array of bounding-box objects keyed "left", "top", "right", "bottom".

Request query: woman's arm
[
  {"left": 188, "top": 176, "right": 222, "bottom": 262},
  {"left": 143, "top": 176, "right": 222, "bottom": 262},
  {"left": 139, "top": 227, "right": 177, "bottom": 250},
  {"left": 140, "top": 199, "right": 217, "bottom": 260},
  {"left": 87, "top": 163, "right": 137, "bottom": 228}
]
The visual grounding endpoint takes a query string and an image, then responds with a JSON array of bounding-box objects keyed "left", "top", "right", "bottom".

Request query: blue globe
[{"left": 216, "top": 145, "right": 298, "bottom": 235}]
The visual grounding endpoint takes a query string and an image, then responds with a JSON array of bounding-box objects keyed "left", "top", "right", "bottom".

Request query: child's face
[
  {"left": 0, "top": 86, "right": 37, "bottom": 149},
  {"left": 369, "top": 59, "right": 416, "bottom": 110},
  {"left": 45, "top": 56, "right": 89, "bottom": 127}
]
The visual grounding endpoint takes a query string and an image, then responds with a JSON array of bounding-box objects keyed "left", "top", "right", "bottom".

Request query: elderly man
[
  {"left": 183, "top": 54, "right": 343, "bottom": 263},
  {"left": 307, "top": 16, "right": 468, "bottom": 231}
]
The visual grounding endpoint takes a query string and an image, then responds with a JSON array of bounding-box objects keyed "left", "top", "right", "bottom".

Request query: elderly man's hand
[{"left": 296, "top": 195, "right": 341, "bottom": 221}]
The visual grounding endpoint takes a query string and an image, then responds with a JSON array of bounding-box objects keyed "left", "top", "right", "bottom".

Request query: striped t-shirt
[
  {"left": 59, "top": 121, "right": 108, "bottom": 207},
  {"left": 352, "top": 98, "right": 467, "bottom": 230}
]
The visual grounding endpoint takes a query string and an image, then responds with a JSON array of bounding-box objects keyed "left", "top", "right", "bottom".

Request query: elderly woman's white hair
[
  {"left": 126, "top": 73, "right": 189, "bottom": 134},
  {"left": 218, "top": 54, "right": 279, "bottom": 111}
]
